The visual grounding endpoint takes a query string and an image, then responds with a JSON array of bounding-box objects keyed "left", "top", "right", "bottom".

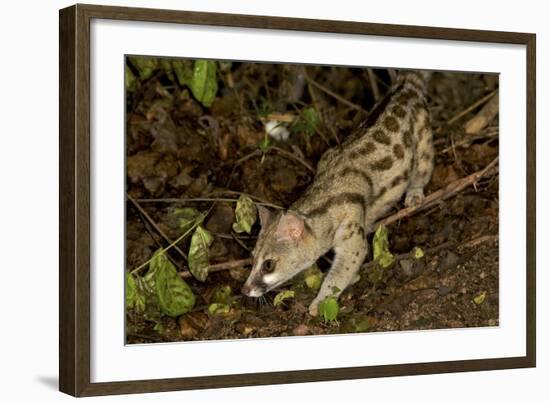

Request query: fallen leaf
[
  {"left": 188, "top": 226, "right": 214, "bottom": 281},
  {"left": 232, "top": 195, "right": 257, "bottom": 234},
  {"left": 473, "top": 291, "right": 487, "bottom": 305},
  {"left": 273, "top": 290, "right": 295, "bottom": 307}
]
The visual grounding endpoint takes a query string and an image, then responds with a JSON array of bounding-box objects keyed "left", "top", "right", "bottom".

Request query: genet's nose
[{"left": 241, "top": 284, "right": 252, "bottom": 296}]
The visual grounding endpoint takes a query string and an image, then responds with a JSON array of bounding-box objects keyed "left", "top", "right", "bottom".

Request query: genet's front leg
[{"left": 309, "top": 222, "right": 368, "bottom": 316}]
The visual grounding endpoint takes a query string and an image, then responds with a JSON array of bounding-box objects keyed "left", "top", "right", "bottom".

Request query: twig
[
  {"left": 269, "top": 146, "right": 316, "bottom": 173},
  {"left": 234, "top": 149, "right": 262, "bottom": 166},
  {"left": 208, "top": 190, "right": 285, "bottom": 209},
  {"left": 135, "top": 195, "right": 284, "bottom": 210},
  {"left": 264, "top": 112, "right": 296, "bottom": 123},
  {"left": 372, "top": 157, "right": 499, "bottom": 232},
  {"left": 439, "top": 130, "right": 498, "bottom": 155},
  {"left": 304, "top": 74, "right": 368, "bottom": 114},
  {"left": 232, "top": 233, "right": 251, "bottom": 252},
  {"left": 127, "top": 193, "right": 188, "bottom": 261},
  {"left": 213, "top": 232, "right": 257, "bottom": 240},
  {"left": 459, "top": 235, "right": 498, "bottom": 249},
  {"left": 135, "top": 211, "right": 183, "bottom": 270},
  {"left": 435, "top": 90, "right": 498, "bottom": 134},
  {"left": 304, "top": 72, "right": 336, "bottom": 146},
  {"left": 129, "top": 216, "right": 203, "bottom": 275},
  {"left": 464, "top": 91, "right": 499, "bottom": 134},
  {"left": 387, "top": 69, "right": 398, "bottom": 84},
  {"left": 179, "top": 258, "right": 253, "bottom": 279},
  {"left": 366, "top": 69, "right": 381, "bottom": 101}
]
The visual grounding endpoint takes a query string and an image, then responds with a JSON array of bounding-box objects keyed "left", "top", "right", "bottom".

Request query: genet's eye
[{"left": 261, "top": 259, "right": 275, "bottom": 273}]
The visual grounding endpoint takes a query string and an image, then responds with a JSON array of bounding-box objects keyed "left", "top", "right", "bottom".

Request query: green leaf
[
  {"left": 159, "top": 58, "right": 175, "bottom": 82},
  {"left": 318, "top": 297, "right": 340, "bottom": 323},
  {"left": 153, "top": 322, "right": 165, "bottom": 334},
  {"left": 352, "top": 318, "right": 371, "bottom": 333},
  {"left": 413, "top": 246, "right": 425, "bottom": 259},
  {"left": 211, "top": 285, "right": 232, "bottom": 304},
  {"left": 188, "top": 226, "right": 214, "bottom": 281},
  {"left": 125, "top": 65, "right": 137, "bottom": 92},
  {"left": 126, "top": 273, "right": 137, "bottom": 309},
  {"left": 303, "top": 264, "right": 323, "bottom": 290},
  {"left": 232, "top": 195, "right": 257, "bottom": 234},
  {"left": 373, "top": 225, "right": 395, "bottom": 269},
  {"left": 302, "top": 107, "right": 320, "bottom": 136},
  {"left": 273, "top": 290, "right": 295, "bottom": 307},
  {"left": 128, "top": 56, "right": 158, "bottom": 80},
  {"left": 473, "top": 291, "right": 487, "bottom": 305},
  {"left": 208, "top": 303, "right": 231, "bottom": 316},
  {"left": 171, "top": 207, "right": 203, "bottom": 232},
  {"left": 172, "top": 59, "right": 193, "bottom": 86},
  {"left": 259, "top": 136, "right": 271, "bottom": 152},
  {"left": 133, "top": 280, "right": 148, "bottom": 314},
  {"left": 188, "top": 60, "right": 218, "bottom": 107},
  {"left": 257, "top": 96, "right": 272, "bottom": 117},
  {"left": 292, "top": 107, "right": 320, "bottom": 137},
  {"left": 154, "top": 252, "right": 196, "bottom": 317}
]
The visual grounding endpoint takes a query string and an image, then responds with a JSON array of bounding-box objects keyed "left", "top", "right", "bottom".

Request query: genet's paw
[
  {"left": 405, "top": 187, "right": 425, "bottom": 207},
  {"left": 308, "top": 301, "right": 319, "bottom": 317}
]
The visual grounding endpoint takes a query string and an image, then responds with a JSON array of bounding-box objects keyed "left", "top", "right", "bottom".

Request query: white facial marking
[
  {"left": 248, "top": 288, "right": 263, "bottom": 297},
  {"left": 262, "top": 273, "right": 277, "bottom": 285}
]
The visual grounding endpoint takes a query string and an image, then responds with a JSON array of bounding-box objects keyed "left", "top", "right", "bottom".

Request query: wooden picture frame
[{"left": 59, "top": 3, "right": 536, "bottom": 396}]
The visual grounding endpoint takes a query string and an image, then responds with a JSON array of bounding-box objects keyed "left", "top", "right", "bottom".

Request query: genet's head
[{"left": 241, "top": 206, "right": 317, "bottom": 297}]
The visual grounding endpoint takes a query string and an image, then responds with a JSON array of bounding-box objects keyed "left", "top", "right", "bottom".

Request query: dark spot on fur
[
  {"left": 364, "top": 83, "right": 404, "bottom": 127},
  {"left": 391, "top": 105, "right": 406, "bottom": 118},
  {"left": 372, "top": 129, "right": 391, "bottom": 145},
  {"left": 406, "top": 89, "right": 419, "bottom": 99},
  {"left": 397, "top": 93, "right": 410, "bottom": 105},
  {"left": 340, "top": 167, "right": 374, "bottom": 191},
  {"left": 376, "top": 186, "right": 387, "bottom": 199},
  {"left": 393, "top": 144, "right": 404, "bottom": 159},
  {"left": 403, "top": 130, "right": 413, "bottom": 147},
  {"left": 413, "top": 102, "right": 424, "bottom": 113},
  {"left": 421, "top": 151, "right": 432, "bottom": 162},
  {"left": 357, "top": 226, "right": 364, "bottom": 237},
  {"left": 383, "top": 116, "right": 399, "bottom": 132},
  {"left": 349, "top": 149, "right": 360, "bottom": 159},
  {"left": 371, "top": 156, "right": 394, "bottom": 171},
  {"left": 304, "top": 193, "right": 366, "bottom": 218},
  {"left": 391, "top": 176, "right": 404, "bottom": 187},
  {"left": 360, "top": 142, "right": 376, "bottom": 155},
  {"left": 408, "top": 78, "right": 424, "bottom": 93}
]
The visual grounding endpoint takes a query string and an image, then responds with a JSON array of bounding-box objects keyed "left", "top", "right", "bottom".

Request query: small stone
[
  {"left": 178, "top": 316, "right": 198, "bottom": 338},
  {"left": 292, "top": 324, "right": 310, "bottom": 336},
  {"left": 440, "top": 251, "right": 460, "bottom": 271},
  {"left": 438, "top": 286, "right": 452, "bottom": 296},
  {"left": 400, "top": 259, "right": 414, "bottom": 276}
]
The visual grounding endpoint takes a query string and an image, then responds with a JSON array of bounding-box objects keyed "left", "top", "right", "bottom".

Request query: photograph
[{"left": 124, "top": 57, "right": 500, "bottom": 344}]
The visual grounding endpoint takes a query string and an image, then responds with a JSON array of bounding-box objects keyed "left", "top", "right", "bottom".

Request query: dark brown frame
[{"left": 59, "top": 3, "right": 536, "bottom": 397}]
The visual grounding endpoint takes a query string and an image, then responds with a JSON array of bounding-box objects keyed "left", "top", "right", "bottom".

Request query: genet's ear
[
  {"left": 257, "top": 205, "right": 272, "bottom": 227},
  {"left": 276, "top": 211, "right": 305, "bottom": 242}
]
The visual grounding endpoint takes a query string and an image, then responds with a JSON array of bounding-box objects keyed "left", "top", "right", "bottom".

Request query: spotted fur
[{"left": 242, "top": 70, "right": 435, "bottom": 316}]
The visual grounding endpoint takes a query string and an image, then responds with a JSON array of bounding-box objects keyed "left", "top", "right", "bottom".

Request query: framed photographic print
[{"left": 59, "top": 3, "right": 536, "bottom": 397}]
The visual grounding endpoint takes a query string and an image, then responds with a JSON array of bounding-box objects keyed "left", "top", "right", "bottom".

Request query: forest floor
[{"left": 125, "top": 60, "right": 499, "bottom": 343}]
